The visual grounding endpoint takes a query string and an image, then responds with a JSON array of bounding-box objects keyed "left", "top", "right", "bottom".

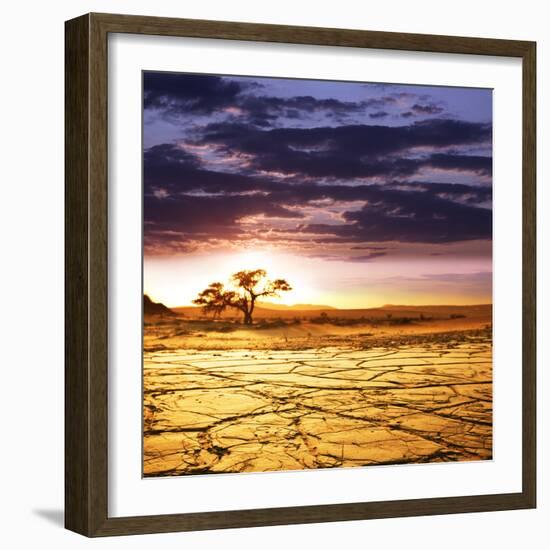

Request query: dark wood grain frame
[{"left": 65, "top": 12, "right": 536, "bottom": 537}]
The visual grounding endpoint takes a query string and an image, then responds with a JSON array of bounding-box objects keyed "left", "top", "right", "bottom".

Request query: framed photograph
[{"left": 65, "top": 13, "right": 536, "bottom": 537}]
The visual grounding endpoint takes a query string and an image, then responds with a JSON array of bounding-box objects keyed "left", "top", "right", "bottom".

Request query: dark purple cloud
[
  {"left": 427, "top": 153, "right": 492, "bottom": 176},
  {"left": 412, "top": 103, "right": 445, "bottom": 115},
  {"left": 144, "top": 73, "right": 248, "bottom": 114},
  {"left": 145, "top": 73, "right": 382, "bottom": 126},
  {"left": 369, "top": 111, "right": 389, "bottom": 119},
  {"left": 144, "top": 72, "right": 454, "bottom": 128},
  {"left": 188, "top": 119, "right": 491, "bottom": 180},
  {"left": 143, "top": 143, "right": 492, "bottom": 251},
  {"left": 198, "top": 119, "right": 490, "bottom": 157},
  {"left": 143, "top": 73, "right": 492, "bottom": 257},
  {"left": 144, "top": 143, "right": 492, "bottom": 200}
]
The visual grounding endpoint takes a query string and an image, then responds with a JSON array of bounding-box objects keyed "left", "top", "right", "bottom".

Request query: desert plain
[{"left": 143, "top": 300, "right": 492, "bottom": 477}]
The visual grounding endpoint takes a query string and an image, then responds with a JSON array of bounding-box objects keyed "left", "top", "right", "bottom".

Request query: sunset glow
[{"left": 144, "top": 244, "right": 491, "bottom": 309}]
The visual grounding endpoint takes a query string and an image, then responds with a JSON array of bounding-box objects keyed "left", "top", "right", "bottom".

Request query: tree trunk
[
  {"left": 248, "top": 297, "right": 256, "bottom": 325},
  {"left": 243, "top": 311, "right": 253, "bottom": 325}
]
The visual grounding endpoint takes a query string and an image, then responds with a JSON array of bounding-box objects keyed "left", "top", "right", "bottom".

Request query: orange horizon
[{"left": 145, "top": 292, "right": 493, "bottom": 312}]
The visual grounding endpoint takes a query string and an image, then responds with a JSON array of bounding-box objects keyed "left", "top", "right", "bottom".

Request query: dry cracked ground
[{"left": 143, "top": 330, "right": 492, "bottom": 476}]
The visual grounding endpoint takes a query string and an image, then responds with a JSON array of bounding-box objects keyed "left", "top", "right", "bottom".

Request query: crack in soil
[{"left": 144, "top": 331, "right": 492, "bottom": 476}]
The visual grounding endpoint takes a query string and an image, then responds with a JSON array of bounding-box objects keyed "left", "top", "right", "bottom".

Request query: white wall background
[{"left": 0, "top": 0, "right": 546, "bottom": 548}]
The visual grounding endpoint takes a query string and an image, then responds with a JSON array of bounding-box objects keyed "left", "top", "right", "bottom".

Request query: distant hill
[
  {"left": 379, "top": 304, "right": 492, "bottom": 316},
  {"left": 144, "top": 295, "right": 174, "bottom": 316},
  {"left": 172, "top": 303, "right": 492, "bottom": 320}
]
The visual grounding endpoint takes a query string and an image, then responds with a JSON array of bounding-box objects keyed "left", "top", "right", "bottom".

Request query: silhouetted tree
[
  {"left": 193, "top": 269, "right": 292, "bottom": 325},
  {"left": 230, "top": 269, "right": 292, "bottom": 325},
  {"left": 192, "top": 282, "right": 236, "bottom": 319}
]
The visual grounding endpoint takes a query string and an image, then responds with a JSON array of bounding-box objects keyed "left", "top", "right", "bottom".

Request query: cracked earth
[{"left": 143, "top": 330, "right": 492, "bottom": 476}]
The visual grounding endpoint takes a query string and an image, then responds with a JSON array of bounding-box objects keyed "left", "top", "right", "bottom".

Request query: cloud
[
  {"left": 344, "top": 252, "right": 388, "bottom": 262},
  {"left": 237, "top": 95, "right": 369, "bottom": 126},
  {"left": 302, "top": 187, "right": 491, "bottom": 244},
  {"left": 143, "top": 141, "right": 492, "bottom": 254},
  {"left": 144, "top": 73, "right": 249, "bottom": 115},
  {"left": 144, "top": 143, "right": 274, "bottom": 196},
  {"left": 144, "top": 73, "right": 374, "bottom": 126},
  {"left": 144, "top": 143, "right": 492, "bottom": 200},
  {"left": 350, "top": 246, "right": 389, "bottom": 251},
  {"left": 191, "top": 119, "right": 492, "bottom": 179},
  {"left": 144, "top": 73, "right": 450, "bottom": 128},
  {"left": 426, "top": 153, "right": 492, "bottom": 176},
  {"left": 412, "top": 103, "right": 445, "bottom": 115},
  {"left": 312, "top": 251, "right": 388, "bottom": 262},
  {"left": 363, "top": 97, "right": 397, "bottom": 109},
  {"left": 144, "top": 193, "right": 303, "bottom": 255},
  {"left": 425, "top": 271, "right": 492, "bottom": 282},
  {"left": 142, "top": 75, "right": 492, "bottom": 258},
  {"left": 369, "top": 111, "right": 389, "bottom": 119}
]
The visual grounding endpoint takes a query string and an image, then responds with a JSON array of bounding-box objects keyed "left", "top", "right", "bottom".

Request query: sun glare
[
  {"left": 219, "top": 249, "right": 319, "bottom": 306},
  {"left": 222, "top": 250, "right": 274, "bottom": 274}
]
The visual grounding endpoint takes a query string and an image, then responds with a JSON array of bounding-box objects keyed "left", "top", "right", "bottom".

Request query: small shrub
[{"left": 450, "top": 313, "right": 466, "bottom": 319}]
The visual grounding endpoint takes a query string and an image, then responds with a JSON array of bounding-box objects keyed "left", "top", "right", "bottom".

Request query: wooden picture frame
[{"left": 65, "top": 12, "right": 536, "bottom": 537}]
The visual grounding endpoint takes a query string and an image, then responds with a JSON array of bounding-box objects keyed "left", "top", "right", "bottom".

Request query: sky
[{"left": 143, "top": 72, "right": 493, "bottom": 308}]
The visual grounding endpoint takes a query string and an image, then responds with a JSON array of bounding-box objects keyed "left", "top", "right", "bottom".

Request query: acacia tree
[
  {"left": 192, "top": 282, "right": 236, "bottom": 319},
  {"left": 193, "top": 269, "right": 292, "bottom": 325},
  {"left": 231, "top": 269, "right": 292, "bottom": 325}
]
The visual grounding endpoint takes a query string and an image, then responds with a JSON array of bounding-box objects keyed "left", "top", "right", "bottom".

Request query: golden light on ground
[{"left": 144, "top": 338, "right": 493, "bottom": 476}]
